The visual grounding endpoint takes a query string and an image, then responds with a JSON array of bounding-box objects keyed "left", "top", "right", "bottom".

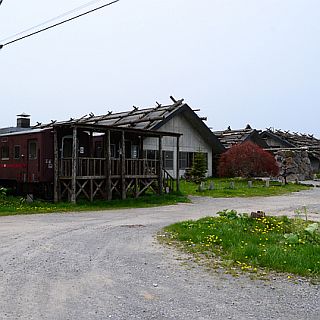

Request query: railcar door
[{"left": 27, "top": 139, "right": 39, "bottom": 182}]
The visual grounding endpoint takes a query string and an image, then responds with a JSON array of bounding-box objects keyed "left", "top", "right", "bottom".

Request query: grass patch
[
  {"left": 180, "top": 178, "right": 311, "bottom": 197},
  {"left": 160, "top": 211, "right": 320, "bottom": 279},
  {"left": 0, "top": 193, "right": 190, "bottom": 216}
]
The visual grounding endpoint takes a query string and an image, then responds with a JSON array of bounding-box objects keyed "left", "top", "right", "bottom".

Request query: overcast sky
[{"left": 1, "top": 0, "right": 319, "bottom": 136}]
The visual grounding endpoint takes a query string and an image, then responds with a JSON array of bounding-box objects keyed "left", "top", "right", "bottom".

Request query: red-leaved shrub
[{"left": 218, "top": 142, "right": 279, "bottom": 178}]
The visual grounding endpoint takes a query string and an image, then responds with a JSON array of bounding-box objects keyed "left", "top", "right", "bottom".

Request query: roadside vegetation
[
  {"left": 0, "top": 187, "right": 189, "bottom": 216},
  {"left": 183, "top": 148, "right": 310, "bottom": 198},
  {"left": 0, "top": 178, "right": 311, "bottom": 216},
  {"left": 180, "top": 177, "right": 310, "bottom": 197},
  {"left": 160, "top": 210, "right": 320, "bottom": 279}
]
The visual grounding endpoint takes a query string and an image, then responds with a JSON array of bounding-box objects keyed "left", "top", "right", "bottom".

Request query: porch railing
[
  {"left": 125, "top": 159, "right": 159, "bottom": 176},
  {"left": 60, "top": 158, "right": 105, "bottom": 177},
  {"left": 59, "top": 158, "right": 159, "bottom": 177}
]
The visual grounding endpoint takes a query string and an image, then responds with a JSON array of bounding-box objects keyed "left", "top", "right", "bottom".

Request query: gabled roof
[
  {"left": 151, "top": 101, "right": 225, "bottom": 153},
  {"left": 260, "top": 130, "right": 295, "bottom": 148},
  {"left": 213, "top": 125, "right": 268, "bottom": 149},
  {"left": 261, "top": 129, "right": 320, "bottom": 148},
  {"left": 35, "top": 98, "right": 186, "bottom": 130},
  {"left": 34, "top": 97, "right": 225, "bottom": 153},
  {"left": 261, "top": 129, "right": 320, "bottom": 160}
]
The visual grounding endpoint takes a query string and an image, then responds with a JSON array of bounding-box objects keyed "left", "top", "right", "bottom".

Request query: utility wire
[
  {"left": 0, "top": 0, "right": 105, "bottom": 43},
  {"left": 0, "top": 0, "right": 120, "bottom": 49}
]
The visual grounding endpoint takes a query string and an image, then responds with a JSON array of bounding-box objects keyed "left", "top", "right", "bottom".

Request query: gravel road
[{"left": 0, "top": 188, "right": 319, "bottom": 320}]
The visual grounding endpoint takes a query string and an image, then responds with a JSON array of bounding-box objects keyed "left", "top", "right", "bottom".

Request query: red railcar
[
  {"left": 0, "top": 128, "right": 54, "bottom": 198},
  {"left": 0, "top": 125, "right": 92, "bottom": 199}
]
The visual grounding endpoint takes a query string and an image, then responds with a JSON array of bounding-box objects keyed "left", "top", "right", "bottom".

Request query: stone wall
[{"left": 275, "top": 150, "right": 313, "bottom": 181}]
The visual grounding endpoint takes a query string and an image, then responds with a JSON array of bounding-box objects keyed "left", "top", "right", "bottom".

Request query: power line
[
  {"left": 0, "top": 0, "right": 120, "bottom": 49},
  {"left": 0, "top": 0, "right": 105, "bottom": 43}
]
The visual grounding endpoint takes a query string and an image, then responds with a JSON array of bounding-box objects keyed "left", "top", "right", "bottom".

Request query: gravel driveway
[{"left": 0, "top": 188, "right": 319, "bottom": 320}]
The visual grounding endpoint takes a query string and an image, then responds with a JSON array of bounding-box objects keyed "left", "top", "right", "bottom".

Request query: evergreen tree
[{"left": 190, "top": 152, "right": 207, "bottom": 183}]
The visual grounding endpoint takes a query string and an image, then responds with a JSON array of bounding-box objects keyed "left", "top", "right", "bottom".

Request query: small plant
[
  {"left": 0, "top": 187, "right": 10, "bottom": 206},
  {"left": 217, "top": 209, "right": 240, "bottom": 219},
  {"left": 294, "top": 205, "right": 309, "bottom": 221},
  {"left": 0, "top": 187, "right": 7, "bottom": 198},
  {"left": 284, "top": 222, "right": 320, "bottom": 245},
  {"left": 284, "top": 206, "right": 320, "bottom": 245}
]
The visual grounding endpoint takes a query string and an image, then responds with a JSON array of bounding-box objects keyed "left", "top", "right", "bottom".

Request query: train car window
[
  {"left": 131, "top": 145, "right": 139, "bottom": 159},
  {"left": 14, "top": 145, "right": 20, "bottom": 159},
  {"left": 1, "top": 145, "right": 9, "bottom": 160},
  {"left": 29, "top": 140, "right": 37, "bottom": 160}
]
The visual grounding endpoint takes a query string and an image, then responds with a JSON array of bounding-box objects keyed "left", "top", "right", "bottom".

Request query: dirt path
[{"left": 0, "top": 188, "right": 319, "bottom": 319}]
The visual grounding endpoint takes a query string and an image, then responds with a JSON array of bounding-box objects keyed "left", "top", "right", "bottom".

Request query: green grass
[
  {"left": 0, "top": 177, "right": 311, "bottom": 216},
  {"left": 160, "top": 212, "right": 320, "bottom": 278},
  {"left": 180, "top": 178, "right": 311, "bottom": 197},
  {"left": 0, "top": 193, "right": 190, "bottom": 216}
]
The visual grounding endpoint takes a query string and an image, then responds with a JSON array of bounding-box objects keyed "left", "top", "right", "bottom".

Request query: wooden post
[
  {"left": 90, "top": 179, "right": 93, "bottom": 202},
  {"left": 89, "top": 130, "right": 93, "bottom": 157},
  {"left": 158, "top": 135, "right": 163, "bottom": 194},
  {"left": 105, "top": 130, "right": 112, "bottom": 200},
  {"left": 71, "top": 126, "right": 77, "bottom": 203},
  {"left": 121, "top": 130, "right": 126, "bottom": 200},
  {"left": 135, "top": 178, "right": 139, "bottom": 198},
  {"left": 176, "top": 136, "right": 180, "bottom": 192},
  {"left": 53, "top": 128, "right": 59, "bottom": 203}
]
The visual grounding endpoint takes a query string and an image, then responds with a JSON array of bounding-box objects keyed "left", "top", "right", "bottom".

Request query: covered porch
[{"left": 53, "top": 123, "right": 181, "bottom": 203}]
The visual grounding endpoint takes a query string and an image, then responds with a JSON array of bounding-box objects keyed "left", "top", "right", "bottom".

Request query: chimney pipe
[{"left": 17, "top": 113, "right": 30, "bottom": 128}]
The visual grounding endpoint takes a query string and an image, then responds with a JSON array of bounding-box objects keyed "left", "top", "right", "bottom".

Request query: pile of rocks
[{"left": 275, "top": 150, "right": 312, "bottom": 181}]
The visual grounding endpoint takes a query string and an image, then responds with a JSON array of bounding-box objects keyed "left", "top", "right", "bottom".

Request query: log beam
[{"left": 71, "top": 127, "right": 77, "bottom": 203}]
